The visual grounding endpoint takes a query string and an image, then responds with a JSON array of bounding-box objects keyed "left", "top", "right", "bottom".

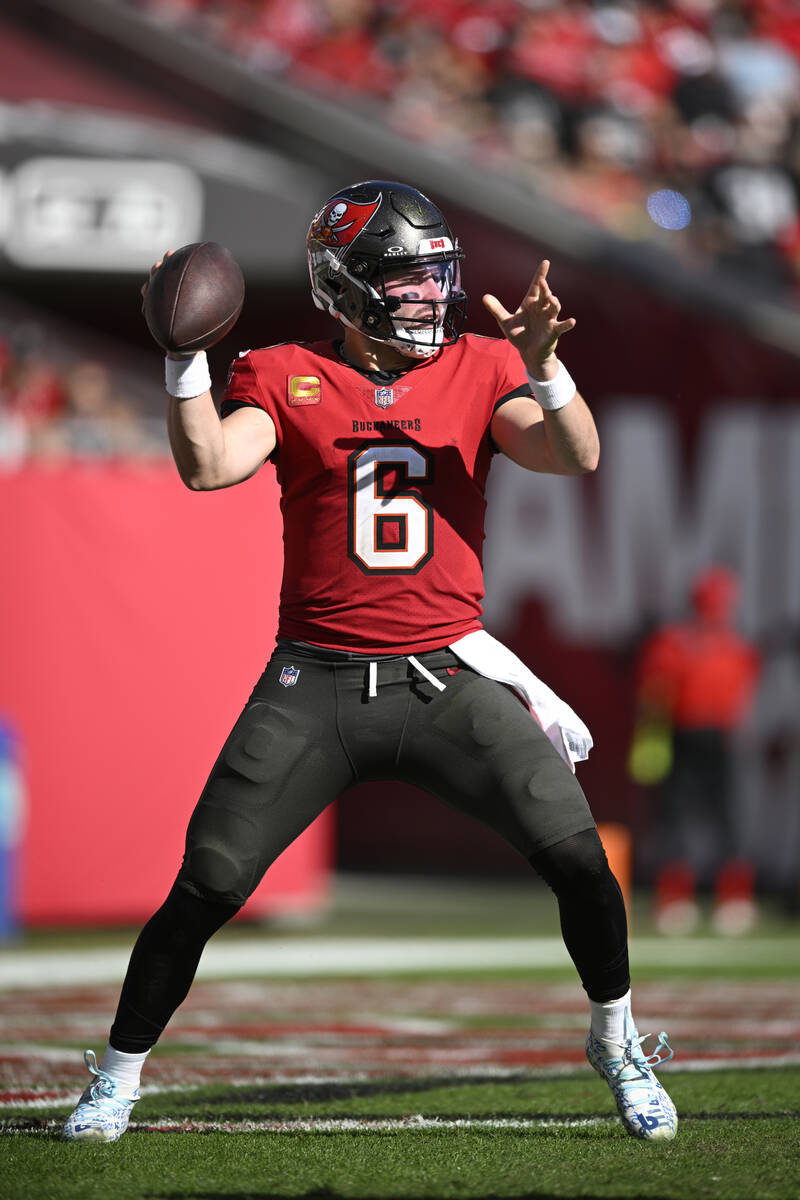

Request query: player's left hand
[{"left": 483, "top": 260, "right": 576, "bottom": 377}]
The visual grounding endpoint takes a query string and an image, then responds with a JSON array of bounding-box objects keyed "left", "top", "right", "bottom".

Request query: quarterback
[{"left": 63, "top": 181, "right": 677, "bottom": 1142}]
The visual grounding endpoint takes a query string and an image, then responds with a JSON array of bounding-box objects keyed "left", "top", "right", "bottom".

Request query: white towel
[{"left": 448, "top": 629, "right": 593, "bottom": 771}]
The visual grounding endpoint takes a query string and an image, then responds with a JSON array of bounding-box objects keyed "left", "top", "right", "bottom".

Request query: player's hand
[
  {"left": 482, "top": 260, "right": 576, "bottom": 377},
  {"left": 140, "top": 249, "right": 174, "bottom": 314},
  {"left": 141, "top": 250, "right": 191, "bottom": 360}
]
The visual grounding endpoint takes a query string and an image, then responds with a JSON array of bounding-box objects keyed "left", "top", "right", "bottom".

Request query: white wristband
[
  {"left": 526, "top": 360, "right": 576, "bottom": 411},
  {"left": 165, "top": 351, "right": 211, "bottom": 399}
]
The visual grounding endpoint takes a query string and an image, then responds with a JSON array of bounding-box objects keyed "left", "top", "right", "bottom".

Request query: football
[{"left": 143, "top": 242, "right": 245, "bottom": 354}]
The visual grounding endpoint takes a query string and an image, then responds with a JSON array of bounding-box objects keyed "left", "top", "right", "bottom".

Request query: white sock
[
  {"left": 589, "top": 989, "right": 632, "bottom": 1044},
  {"left": 100, "top": 1044, "right": 149, "bottom": 1094}
]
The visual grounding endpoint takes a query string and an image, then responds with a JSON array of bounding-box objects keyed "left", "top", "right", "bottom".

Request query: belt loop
[{"left": 368, "top": 661, "right": 378, "bottom": 698}]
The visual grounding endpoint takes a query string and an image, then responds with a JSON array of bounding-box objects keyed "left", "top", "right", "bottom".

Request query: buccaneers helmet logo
[{"left": 310, "top": 196, "right": 381, "bottom": 249}]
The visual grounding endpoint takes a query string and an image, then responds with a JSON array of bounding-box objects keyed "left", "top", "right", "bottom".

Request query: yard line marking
[
  {"left": 2, "top": 1114, "right": 616, "bottom": 1134},
  {"left": 4, "top": 1111, "right": 799, "bottom": 1136},
  {"left": 1, "top": 936, "right": 797, "bottom": 989},
  {"left": 141, "top": 1115, "right": 616, "bottom": 1132}
]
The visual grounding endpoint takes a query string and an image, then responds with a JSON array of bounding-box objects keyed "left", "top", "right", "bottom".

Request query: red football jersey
[
  {"left": 637, "top": 624, "right": 760, "bottom": 730},
  {"left": 221, "top": 334, "right": 530, "bottom": 653}
]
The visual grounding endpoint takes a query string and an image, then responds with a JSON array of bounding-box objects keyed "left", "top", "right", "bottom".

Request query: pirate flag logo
[{"left": 310, "top": 195, "right": 382, "bottom": 249}]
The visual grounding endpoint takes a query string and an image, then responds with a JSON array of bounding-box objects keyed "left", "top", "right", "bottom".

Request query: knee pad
[{"left": 179, "top": 844, "right": 253, "bottom": 907}]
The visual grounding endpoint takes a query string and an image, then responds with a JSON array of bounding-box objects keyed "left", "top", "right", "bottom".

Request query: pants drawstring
[
  {"left": 408, "top": 656, "right": 447, "bottom": 692},
  {"left": 366, "top": 657, "right": 448, "bottom": 700}
]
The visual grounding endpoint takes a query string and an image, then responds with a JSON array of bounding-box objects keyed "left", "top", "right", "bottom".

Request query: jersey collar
[{"left": 332, "top": 339, "right": 441, "bottom": 384}]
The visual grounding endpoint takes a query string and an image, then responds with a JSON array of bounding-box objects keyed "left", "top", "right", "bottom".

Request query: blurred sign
[
  {"left": 0, "top": 102, "right": 324, "bottom": 279},
  {"left": 2, "top": 157, "right": 203, "bottom": 271}
]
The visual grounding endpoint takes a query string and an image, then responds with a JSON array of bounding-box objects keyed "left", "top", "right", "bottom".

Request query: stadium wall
[{"left": 0, "top": 464, "right": 333, "bottom": 924}]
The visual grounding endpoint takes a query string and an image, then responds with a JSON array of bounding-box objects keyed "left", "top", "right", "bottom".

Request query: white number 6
[{"left": 347, "top": 443, "right": 433, "bottom": 574}]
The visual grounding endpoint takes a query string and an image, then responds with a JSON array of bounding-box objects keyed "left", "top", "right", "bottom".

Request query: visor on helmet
[{"left": 381, "top": 260, "right": 462, "bottom": 307}]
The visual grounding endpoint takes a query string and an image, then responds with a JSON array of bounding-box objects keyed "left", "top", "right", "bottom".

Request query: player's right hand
[{"left": 140, "top": 250, "right": 174, "bottom": 315}]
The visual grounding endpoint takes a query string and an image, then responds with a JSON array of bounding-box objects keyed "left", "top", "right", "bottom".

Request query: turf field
[{"left": 1, "top": 878, "right": 798, "bottom": 1200}]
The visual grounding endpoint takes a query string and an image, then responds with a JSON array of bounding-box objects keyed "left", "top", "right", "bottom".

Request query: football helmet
[{"left": 307, "top": 181, "right": 467, "bottom": 358}]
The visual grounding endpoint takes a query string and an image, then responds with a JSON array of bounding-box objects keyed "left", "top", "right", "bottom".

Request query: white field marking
[
  {"left": 357, "top": 1016, "right": 461, "bottom": 1035},
  {"left": 0, "top": 1046, "right": 80, "bottom": 1062},
  {"left": 1, "top": 936, "right": 798, "bottom": 990},
  {"left": 659, "top": 1053, "right": 800, "bottom": 1072},
  {"left": 2, "top": 1054, "right": 800, "bottom": 1112},
  {"left": 140, "top": 1115, "right": 617, "bottom": 1133},
  {"left": 4, "top": 1115, "right": 617, "bottom": 1134}
]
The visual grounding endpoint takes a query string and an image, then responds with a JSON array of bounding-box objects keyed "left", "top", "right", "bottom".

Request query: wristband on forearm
[
  {"left": 165, "top": 352, "right": 211, "bottom": 399},
  {"left": 525, "top": 360, "right": 576, "bottom": 411}
]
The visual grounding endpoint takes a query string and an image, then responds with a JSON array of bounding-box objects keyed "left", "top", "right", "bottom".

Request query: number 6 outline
[{"left": 347, "top": 441, "right": 434, "bottom": 575}]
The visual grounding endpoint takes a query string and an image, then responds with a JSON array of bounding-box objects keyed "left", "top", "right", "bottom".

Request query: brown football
[{"left": 143, "top": 242, "right": 245, "bottom": 354}]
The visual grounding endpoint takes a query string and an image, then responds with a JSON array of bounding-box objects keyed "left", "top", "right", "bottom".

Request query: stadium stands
[
  {"left": 128, "top": 0, "right": 800, "bottom": 301},
  {"left": 0, "top": 313, "right": 168, "bottom": 462}
]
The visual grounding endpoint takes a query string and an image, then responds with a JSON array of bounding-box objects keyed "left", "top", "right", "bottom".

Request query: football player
[{"left": 63, "top": 181, "right": 677, "bottom": 1143}]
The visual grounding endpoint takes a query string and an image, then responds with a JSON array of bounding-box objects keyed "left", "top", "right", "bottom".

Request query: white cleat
[
  {"left": 62, "top": 1050, "right": 139, "bottom": 1142},
  {"left": 586, "top": 1018, "right": 678, "bottom": 1141}
]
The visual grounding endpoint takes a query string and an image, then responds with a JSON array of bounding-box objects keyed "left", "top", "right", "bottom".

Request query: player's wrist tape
[
  {"left": 526, "top": 360, "right": 576, "bottom": 411},
  {"left": 165, "top": 351, "right": 211, "bottom": 399}
]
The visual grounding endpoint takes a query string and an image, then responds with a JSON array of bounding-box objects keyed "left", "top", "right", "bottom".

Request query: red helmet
[{"left": 691, "top": 566, "right": 739, "bottom": 624}]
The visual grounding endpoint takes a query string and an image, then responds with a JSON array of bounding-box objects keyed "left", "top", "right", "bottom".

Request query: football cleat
[
  {"left": 586, "top": 1018, "right": 678, "bottom": 1141},
  {"left": 62, "top": 1049, "right": 139, "bottom": 1142}
]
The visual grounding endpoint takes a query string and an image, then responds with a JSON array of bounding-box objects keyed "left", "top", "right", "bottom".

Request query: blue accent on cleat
[
  {"left": 586, "top": 1017, "right": 678, "bottom": 1141},
  {"left": 62, "top": 1050, "right": 139, "bottom": 1142}
]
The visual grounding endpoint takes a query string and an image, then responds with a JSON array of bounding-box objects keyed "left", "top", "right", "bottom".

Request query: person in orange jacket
[{"left": 631, "top": 566, "right": 761, "bottom": 934}]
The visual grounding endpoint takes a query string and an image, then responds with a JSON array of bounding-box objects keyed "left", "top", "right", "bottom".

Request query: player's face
[{"left": 381, "top": 262, "right": 459, "bottom": 327}]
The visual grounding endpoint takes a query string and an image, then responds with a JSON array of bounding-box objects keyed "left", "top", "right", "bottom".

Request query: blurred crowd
[
  {"left": 0, "top": 325, "right": 167, "bottom": 463},
  {"left": 133, "top": 0, "right": 800, "bottom": 297}
]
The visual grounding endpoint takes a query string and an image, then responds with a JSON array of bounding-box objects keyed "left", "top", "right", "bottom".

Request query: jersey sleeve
[
  {"left": 493, "top": 338, "right": 533, "bottom": 416},
  {"left": 220, "top": 351, "right": 276, "bottom": 422}
]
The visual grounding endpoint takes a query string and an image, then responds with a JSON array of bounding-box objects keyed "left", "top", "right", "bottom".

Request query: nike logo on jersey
[{"left": 352, "top": 418, "right": 422, "bottom": 433}]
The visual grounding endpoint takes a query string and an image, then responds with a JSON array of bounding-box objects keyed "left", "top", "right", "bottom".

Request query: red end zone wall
[{"left": 0, "top": 464, "right": 333, "bottom": 924}]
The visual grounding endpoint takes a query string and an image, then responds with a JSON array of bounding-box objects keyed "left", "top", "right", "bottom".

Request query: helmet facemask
[
  {"left": 317, "top": 250, "right": 466, "bottom": 359},
  {"left": 374, "top": 258, "right": 466, "bottom": 357}
]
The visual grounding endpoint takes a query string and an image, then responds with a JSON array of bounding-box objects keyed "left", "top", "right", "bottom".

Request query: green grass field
[
  {"left": 3, "top": 1068, "right": 799, "bottom": 1200},
  {"left": 1, "top": 878, "right": 798, "bottom": 1199}
]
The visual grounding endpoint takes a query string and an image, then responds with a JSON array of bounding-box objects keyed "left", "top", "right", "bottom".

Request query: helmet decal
[
  {"left": 309, "top": 196, "right": 382, "bottom": 250},
  {"left": 418, "top": 237, "right": 453, "bottom": 254}
]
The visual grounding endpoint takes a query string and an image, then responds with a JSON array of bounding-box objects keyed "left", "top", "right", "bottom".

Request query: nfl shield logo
[
  {"left": 279, "top": 665, "right": 300, "bottom": 688},
  {"left": 374, "top": 387, "right": 394, "bottom": 409}
]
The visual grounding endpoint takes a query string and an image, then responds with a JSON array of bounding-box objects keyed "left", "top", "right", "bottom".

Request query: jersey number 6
[{"left": 347, "top": 442, "right": 434, "bottom": 574}]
